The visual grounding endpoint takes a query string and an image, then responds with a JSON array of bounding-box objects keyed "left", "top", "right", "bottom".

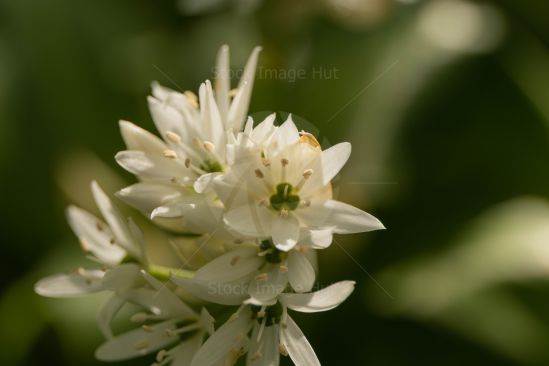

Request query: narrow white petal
[
  {"left": 116, "top": 182, "right": 181, "bottom": 215},
  {"left": 272, "top": 214, "right": 300, "bottom": 251},
  {"left": 215, "top": 44, "right": 230, "bottom": 124},
  {"left": 247, "top": 324, "right": 280, "bottom": 366},
  {"left": 34, "top": 269, "right": 105, "bottom": 297},
  {"left": 280, "top": 280, "right": 355, "bottom": 313},
  {"left": 172, "top": 276, "right": 252, "bottom": 306},
  {"left": 200, "top": 80, "right": 225, "bottom": 153},
  {"left": 287, "top": 251, "right": 315, "bottom": 293},
  {"left": 227, "top": 46, "right": 262, "bottom": 131},
  {"left": 102, "top": 263, "right": 143, "bottom": 292},
  {"left": 91, "top": 181, "right": 143, "bottom": 260},
  {"left": 298, "top": 199, "right": 385, "bottom": 234},
  {"left": 319, "top": 142, "right": 351, "bottom": 185},
  {"left": 280, "top": 316, "right": 320, "bottom": 366},
  {"left": 170, "top": 332, "right": 204, "bottom": 366},
  {"left": 224, "top": 203, "right": 273, "bottom": 238},
  {"left": 66, "top": 205, "right": 126, "bottom": 266},
  {"left": 95, "top": 319, "right": 178, "bottom": 361},
  {"left": 248, "top": 264, "right": 288, "bottom": 304},
  {"left": 115, "top": 150, "right": 188, "bottom": 182},
  {"left": 191, "top": 308, "right": 253, "bottom": 366},
  {"left": 272, "top": 115, "right": 300, "bottom": 150},
  {"left": 194, "top": 172, "right": 220, "bottom": 193},
  {"left": 119, "top": 120, "right": 167, "bottom": 154},
  {"left": 151, "top": 204, "right": 184, "bottom": 219},
  {"left": 194, "top": 247, "right": 263, "bottom": 282},
  {"left": 308, "top": 228, "right": 334, "bottom": 249},
  {"left": 97, "top": 294, "right": 126, "bottom": 339}
]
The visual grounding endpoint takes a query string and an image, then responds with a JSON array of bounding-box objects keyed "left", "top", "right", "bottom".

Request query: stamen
[
  {"left": 156, "top": 350, "right": 168, "bottom": 362},
  {"left": 163, "top": 149, "right": 177, "bottom": 159},
  {"left": 300, "top": 200, "right": 311, "bottom": 208},
  {"left": 279, "top": 344, "right": 289, "bottom": 356},
  {"left": 279, "top": 265, "right": 289, "bottom": 273},
  {"left": 134, "top": 340, "right": 148, "bottom": 350},
  {"left": 254, "top": 169, "right": 264, "bottom": 178},
  {"left": 228, "top": 88, "right": 238, "bottom": 98},
  {"left": 279, "top": 208, "right": 289, "bottom": 218},
  {"left": 142, "top": 325, "right": 154, "bottom": 332},
  {"left": 203, "top": 141, "right": 215, "bottom": 152},
  {"left": 230, "top": 255, "right": 240, "bottom": 266},
  {"left": 303, "top": 169, "right": 313, "bottom": 179},
  {"left": 184, "top": 91, "right": 198, "bottom": 108},
  {"left": 165, "top": 131, "right": 181, "bottom": 145},
  {"left": 255, "top": 273, "right": 269, "bottom": 282},
  {"left": 165, "top": 323, "right": 201, "bottom": 337},
  {"left": 130, "top": 312, "right": 149, "bottom": 323},
  {"left": 184, "top": 158, "right": 191, "bottom": 168},
  {"left": 295, "top": 169, "right": 314, "bottom": 191},
  {"left": 257, "top": 305, "right": 267, "bottom": 319},
  {"left": 281, "top": 158, "right": 289, "bottom": 167},
  {"left": 262, "top": 158, "right": 271, "bottom": 167},
  {"left": 257, "top": 316, "right": 267, "bottom": 342}
]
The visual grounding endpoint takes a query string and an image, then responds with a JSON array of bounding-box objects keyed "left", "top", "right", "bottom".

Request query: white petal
[
  {"left": 172, "top": 276, "right": 252, "bottom": 306},
  {"left": 199, "top": 81, "right": 225, "bottom": 154},
  {"left": 95, "top": 319, "right": 178, "bottom": 361},
  {"left": 214, "top": 44, "right": 230, "bottom": 124},
  {"left": 319, "top": 142, "right": 351, "bottom": 185},
  {"left": 116, "top": 182, "right": 181, "bottom": 215},
  {"left": 194, "top": 172, "right": 221, "bottom": 194},
  {"left": 102, "top": 263, "right": 143, "bottom": 292},
  {"left": 224, "top": 203, "right": 273, "bottom": 238},
  {"left": 170, "top": 332, "right": 204, "bottom": 366},
  {"left": 97, "top": 294, "right": 126, "bottom": 339},
  {"left": 66, "top": 205, "right": 126, "bottom": 266},
  {"left": 272, "top": 214, "right": 300, "bottom": 251},
  {"left": 280, "top": 315, "right": 320, "bottom": 366},
  {"left": 272, "top": 115, "right": 300, "bottom": 150},
  {"left": 227, "top": 46, "right": 262, "bottom": 131},
  {"left": 248, "top": 264, "right": 288, "bottom": 304},
  {"left": 308, "top": 228, "right": 334, "bottom": 249},
  {"left": 287, "top": 251, "right": 315, "bottom": 293},
  {"left": 250, "top": 113, "right": 277, "bottom": 144},
  {"left": 91, "top": 181, "right": 143, "bottom": 260},
  {"left": 194, "top": 247, "right": 263, "bottom": 282},
  {"left": 34, "top": 269, "right": 105, "bottom": 297},
  {"left": 298, "top": 199, "right": 385, "bottom": 234},
  {"left": 151, "top": 204, "right": 184, "bottom": 219},
  {"left": 119, "top": 120, "right": 167, "bottom": 154},
  {"left": 115, "top": 150, "right": 187, "bottom": 182},
  {"left": 247, "top": 324, "right": 280, "bottom": 366},
  {"left": 191, "top": 308, "right": 253, "bottom": 366},
  {"left": 280, "top": 280, "right": 355, "bottom": 313}
]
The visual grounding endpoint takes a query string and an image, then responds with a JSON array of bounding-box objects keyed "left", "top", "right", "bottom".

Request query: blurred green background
[{"left": 1, "top": 0, "right": 549, "bottom": 365}]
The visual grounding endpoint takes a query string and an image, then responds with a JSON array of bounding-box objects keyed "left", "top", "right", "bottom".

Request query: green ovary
[
  {"left": 200, "top": 159, "right": 223, "bottom": 173},
  {"left": 269, "top": 182, "right": 300, "bottom": 211}
]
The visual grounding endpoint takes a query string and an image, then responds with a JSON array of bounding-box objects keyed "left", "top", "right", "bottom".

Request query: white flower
[
  {"left": 170, "top": 234, "right": 319, "bottom": 306},
  {"left": 115, "top": 45, "right": 261, "bottom": 234},
  {"left": 96, "top": 270, "right": 214, "bottom": 366},
  {"left": 189, "top": 281, "right": 356, "bottom": 366},
  {"left": 34, "top": 181, "right": 147, "bottom": 337},
  {"left": 213, "top": 115, "right": 385, "bottom": 251}
]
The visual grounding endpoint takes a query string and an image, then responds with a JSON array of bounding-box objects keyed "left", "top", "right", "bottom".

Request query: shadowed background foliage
[{"left": 1, "top": 0, "right": 549, "bottom": 365}]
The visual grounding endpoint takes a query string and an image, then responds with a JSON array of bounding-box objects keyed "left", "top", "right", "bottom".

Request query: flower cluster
[{"left": 35, "top": 45, "right": 384, "bottom": 366}]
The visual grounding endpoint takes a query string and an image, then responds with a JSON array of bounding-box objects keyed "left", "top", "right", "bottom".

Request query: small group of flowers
[{"left": 35, "top": 45, "right": 384, "bottom": 366}]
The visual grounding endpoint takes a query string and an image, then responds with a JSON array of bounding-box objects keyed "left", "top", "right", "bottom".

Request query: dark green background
[{"left": 1, "top": 0, "right": 549, "bottom": 365}]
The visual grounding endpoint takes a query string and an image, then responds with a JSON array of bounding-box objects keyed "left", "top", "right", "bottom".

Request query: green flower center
[
  {"left": 251, "top": 302, "right": 283, "bottom": 326},
  {"left": 269, "top": 182, "right": 300, "bottom": 211},
  {"left": 260, "top": 239, "right": 288, "bottom": 263},
  {"left": 200, "top": 159, "right": 223, "bottom": 173}
]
